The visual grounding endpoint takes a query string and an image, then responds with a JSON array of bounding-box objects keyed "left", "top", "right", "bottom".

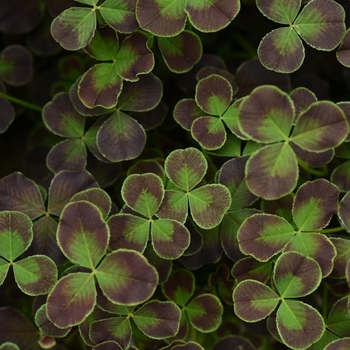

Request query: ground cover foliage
[{"left": 2, "top": 0, "right": 350, "bottom": 349}]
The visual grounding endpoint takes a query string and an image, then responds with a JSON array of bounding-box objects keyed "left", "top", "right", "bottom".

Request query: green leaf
[
  {"left": 158, "top": 30, "right": 202, "bottom": 73},
  {"left": 51, "top": 7, "right": 96, "bottom": 50},
  {"left": 13, "top": 255, "right": 57, "bottom": 296},
  {"left": 186, "top": 294, "right": 223, "bottom": 332},
  {"left": 114, "top": 31, "right": 154, "bottom": 81},
  {"left": 245, "top": 143, "right": 298, "bottom": 200},
  {"left": 0, "top": 172, "right": 45, "bottom": 219},
  {"left": 97, "top": 111, "right": 146, "bottom": 162},
  {"left": 195, "top": 74, "right": 232, "bottom": 115},
  {"left": 238, "top": 213, "right": 295, "bottom": 262},
  {"left": 151, "top": 219, "right": 190, "bottom": 259},
  {"left": 191, "top": 116, "right": 226, "bottom": 150},
  {"left": 188, "top": 184, "right": 231, "bottom": 229},
  {"left": 330, "top": 237, "right": 350, "bottom": 278},
  {"left": 326, "top": 296, "right": 350, "bottom": 337},
  {"left": 118, "top": 73, "right": 163, "bottom": 112},
  {"left": 273, "top": 251, "right": 322, "bottom": 298},
  {"left": 0, "top": 211, "right": 33, "bottom": 262},
  {"left": 0, "top": 343, "right": 20, "bottom": 350},
  {"left": 164, "top": 148, "right": 207, "bottom": 192},
  {"left": 47, "top": 272, "right": 96, "bottom": 328},
  {"left": 331, "top": 161, "right": 350, "bottom": 192},
  {"left": 238, "top": 85, "right": 294, "bottom": 142},
  {"left": 293, "top": 0, "right": 345, "bottom": 51},
  {"left": 185, "top": 0, "right": 240, "bottom": 32},
  {"left": 48, "top": 170, "right": 98, "bottom": 216},
  {"left": 290, "top": 87, "right": 317, "bottom": 122},
  {"left": 292, "top": 179, "right": 339, "bottom": 231},
  {"left": 0, "top": 257, "right": 9, "bottom": 286},
  {"left": 78, "top": 62, "right": 123, "bottom": 109},
  {"left": 156, "top": 190, "right": 188, "bottom": 223},
  {"left": 70, "top": 188, "right": 112, "bottom": 220},
  {"left": 99, "top": 0, "right": 138, "bottom": 33},
  {"left": 232, "top": 256, "right": 272, "bottom": 284},
  {"left": 42, "top": 92, "right": 85, "bottom": 138},
  {"left": 90, "top": 317, "right": 132, "bottom": 348},
  {"left": 276, "top": 300, "right": 325, "bottom": 349},
  {"left": 173, "top": 98, "right": 205, "bottom": 131},
  {"left": 325, "top": 338, "right": 350, "bottom": 350},
  {"left": 108, "top": 213, "right": 150, "bottom": 252},
  {"left": 162, "top": 268, "right": 195, "bottom": 306},
  {"left": 122, "top": 173, "right": 164, "bottom": 218},
  {"left": 133, "top": 300, "right": 181, "bottom": 339},
  {"left": 283, "top": 233, "right": 336, "bottom": 278},
  {"left": 96, "top": 249, "right": 158, "bottom": 305},
  {"left": 84, "top": 25, "right": 119, "bottom": 60},
  {"left": 57, "top": 201, "right": 109, "bottom": 269},
  {"left": 337, "top": 28, "right": 350, "bottom": 68},
  {"left": 233, "top": 279, "right": 279, "bottom": 322},
  {"left": 258, "top": 27, "right": 305, "bottom": 73},
  {"left": 35, "top": 304, "right": 71, "bottom": 338},
  {"left": 256, "top": 0, "right": 301, "bottom": 24},
  {"left": 291, "top": 101, "right": 349, "bottom": 152},
  {"left": 136, "top": 0, "right": 187, "bottom": 37},
  {"left": 47, "top": 139, "right": 87, "bottom": 173}
]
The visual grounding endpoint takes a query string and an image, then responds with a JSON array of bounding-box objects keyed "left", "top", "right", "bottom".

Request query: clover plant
[{"left": 3, "top": 0, "right": 350, "bottom": 349}]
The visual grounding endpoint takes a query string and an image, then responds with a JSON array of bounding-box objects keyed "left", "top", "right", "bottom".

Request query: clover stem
[
  {"left": 296, "top": 156, "right": 328, "bottom": 176},
  {"left": 317, "top": 226, "right": 345, "bottom": 234},
  {"left": 0, "top": 91, "right": 42, "bottom": 112}
]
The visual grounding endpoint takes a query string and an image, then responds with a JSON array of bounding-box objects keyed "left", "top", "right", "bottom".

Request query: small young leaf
[
  {"left": 57, "top": 201, "right": 109, "bottom": 269},
  {"left": 238, "top": 213, "right": 295, "bottom": 262},
  {"left": 151, "top": 219, "right": 190, "bottom": 259},
  {"left": 13, "top": 255, "right": 57, "bottom": 296},
  {"left": 122, "top": 173, "right": 164, "bottom": 218},
  {"left": 233, "top": 279, "right": 279, "bottom": 322},
  {"left": 238, "top": 85, "right": 294, "bottom": 142},
  {"left": 165, "top": 148, "right": 207, "bottom": 192},
  {"left": 136, "top": 0, "right": 187, "bottom": 37},
  {"left": 162, "top": 269, "right": 195, "bottom": 306},
  {"left": 47, "top": 272, "right": 96, "bottom": 328},
  {"left": 188, "top": 184, "right": 231, "bottom": 229},
  {"left": 51, "top": 7, "right": 96, "bottom": 50},
  {"left": 290, "top": 87, "right": 317, "bottom": 122},
  {"left": 258, "top": 27, "right": 305, "bottom": 73},
  {"left": 276, "top": 300, "right": 325, "bottom": 349},
  {"left": 185, "top": 0, "right": 240, "bottom": 32},
  {"left": 293, "top": 0, "right": 345, "bottom": 51},
  {"left": 133, "top": 300, "right": 181, "bottom": 339},
  {"left": 273, "top": 251, "right": 322, "bottom": 298},
  {"left": 0, "top": 211, "right": 33, "bottom": 262},
  {"left": 158, "top": 31, "right": 202, "bottom": 73},
  {"left": 186, "top": 294, "right": 223, "bottom": 332},
  {"left": 96, "top": 249, "right": 158, "bottom": 305}
]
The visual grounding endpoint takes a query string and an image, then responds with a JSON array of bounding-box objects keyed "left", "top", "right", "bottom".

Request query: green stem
[
  {"left": 296, "top": 156, "right": 328, "bottom": 177},
  {"left": 306, "top": 226, "right": 345, "bottom": 234},
  {"left": 0, "top": 91, "right": 43, "bottom": 112}
]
